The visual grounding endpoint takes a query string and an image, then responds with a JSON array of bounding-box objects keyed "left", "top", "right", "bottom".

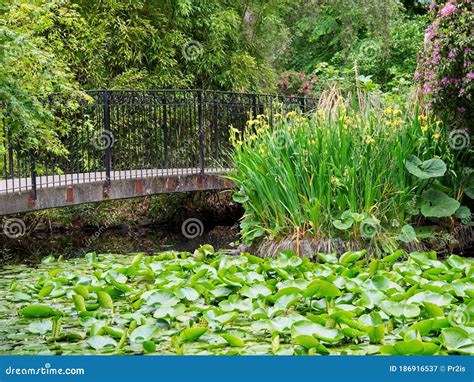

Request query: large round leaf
[
  {"left": 420, "top": 189, "right": 460, "bottom": 218},
  {"left": 404, "top": 156, "right": 446, "bottom": 179}
]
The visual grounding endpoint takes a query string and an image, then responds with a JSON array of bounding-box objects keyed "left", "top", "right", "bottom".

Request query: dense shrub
[
  {"left": 277, "top": 72, "right": 318, "bottom": 97},
  {"left": 416, "top": 0, "right": 473, "bottom": 131}
]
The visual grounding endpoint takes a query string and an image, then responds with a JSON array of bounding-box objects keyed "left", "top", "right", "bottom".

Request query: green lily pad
[
  {"left": 440, "top": 328, "right": 474, "bottom": 355},
  {"left": 130, "top": 325, "right": 159, "bottom": 344},
  {"left": 27, "top": 319, "right": 52, "bottom": 335},
  {"left": 87, "top": 335, "right": 117, "bottom": 350},
  {"left": 222, "top": 333, "right": 245, "bottom": 347},
  {"left": 180, "top": 327, "right": 208, "bottom": 342},
  {"left": 291, "top": 321, "right": 341, "bottom": 343}
]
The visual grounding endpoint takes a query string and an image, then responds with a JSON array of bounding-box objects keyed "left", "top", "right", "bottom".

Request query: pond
[{"left": 0, "top": 246, "right": 472, "bottom": 355}]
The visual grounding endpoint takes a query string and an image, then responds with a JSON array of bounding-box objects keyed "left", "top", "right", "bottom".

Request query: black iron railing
[{"left": 0, "top": 89, "right": 317, "bottom": 197}]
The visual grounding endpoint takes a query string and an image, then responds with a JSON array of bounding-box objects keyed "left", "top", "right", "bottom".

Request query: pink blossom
[
  {"left": 414, "top": 71, "right": 420, "bottom": 81},
  {"left": 467, "top": 72, "right": 474, "bottom": 79},
  {"left": 441, "top": 77, "right": 450, "bottom": 84},
  {"left": 434, "top": 54, "right": 441, "bottom": 63},
  {"left": 448, "top": 50, "right": 456, "bottom": 59},
  {"left": 439, "top": 3, "right": 456, "bottom": 17},
  {"left": 464, "top": 48, "right": 472, "bottom": 54},
  {"left": 429, "top": 3, "right": 437, "bottom": 10},
  {"left": 457, "top": 107, "right": 466, "bottom": 113},
  {"left": 424, "top": 83, "right": 432, "bottom": 93},
  {"left": 459, "top": 88, "right": 465, "bottom": 95}
]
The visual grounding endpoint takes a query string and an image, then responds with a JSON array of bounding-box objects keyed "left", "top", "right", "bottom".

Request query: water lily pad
[
  {"left": 304, "top": 280, "right": 341, "bottom": 299},
  {"left": 407, "top": 291, "right": 452, "bottom": 306},
  {"left": 240, "top": 284, "right": 272, "bottom": 299},
  {"left": 87, "top": 335, "right": 117, "bottom": 350},
  {"left": 441, "top": 328, "right": 474, "bottom": 354},
  {"left": 143, "top": 290, "right": 179, "bottom": 307},
  {"left": 291, "top": 321, "right": 341, "bottom": 343},
  {"left": 21, "top": 305, "right": 62, "bottom": 318},
  {"left": 221, "top": 333, "right": 245, "bottom": 347},
  {"left": 379, "top": 301, "right": 420, "bottom": 318},
  {"left": 130, "top": 325, "right": 159, "bottom": 344},
  {"left": 27, "top": 319, "right": 52, "bottom": 335},
  {"left": 180, "top": 327, "right": 208, "bottom": 342}
]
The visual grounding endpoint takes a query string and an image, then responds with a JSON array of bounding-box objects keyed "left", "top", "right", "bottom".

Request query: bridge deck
[
  {"left": 0, "top": 167, "right": 230, "bottom": 194},
  {"left": 0, "top": 167, "right": 233, "bottom": 215}
]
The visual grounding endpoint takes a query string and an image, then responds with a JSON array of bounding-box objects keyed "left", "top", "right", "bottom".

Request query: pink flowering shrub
[
  {"left": 416, "top": 0, "right": 473, "bottom": 129},
  {"left": 277, "top": 71, "right": 318, "bottom": 97}
]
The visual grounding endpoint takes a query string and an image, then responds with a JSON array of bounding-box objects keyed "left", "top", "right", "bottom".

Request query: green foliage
[
  {"left": 228, "top": 102, "right": 465, "bottom": 246},
  {"left": 1, "top": 0, "right": 289, "bottom": 154},
  {"left": 1, "top": 248, "right": 472, "bottom": 355},
  {"left": 277, "top": 0, "right": 427, "bottom": 88},
  {"left": 3, "top": 0, "right": 285, "bottom": 92}
]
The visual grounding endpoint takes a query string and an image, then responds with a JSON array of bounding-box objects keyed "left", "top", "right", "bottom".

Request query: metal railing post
[
  {"left": 30, "top": 149, "right": 37, "bottom": 200},
  {"left": 269, "top": 97, "right": 274, "bottom": 128},
  {"left": 163, "top": 95, "right": 168, "bottom": 168},
  {"left": 7, "top": 129, "right": 14, "bottom": 179},
  {"left": 252, "top": 94, "right": 257, "bottom": 119},
  {"left": 213, "top": 100, "right": 219, "bottom": 161},
  {"left": 300, "top": 97, "right": 306, "bottom": 113},
  {"left": 103, "top": 90, "right": 111, "bottom": 185},
  {"left": 198, "top": 91, "right": 204, "bottom": 176}
]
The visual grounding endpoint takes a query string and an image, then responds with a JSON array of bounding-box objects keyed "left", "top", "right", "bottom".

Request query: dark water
[{"left": 0, "top": 224, "right": 239, "bottom": 266}]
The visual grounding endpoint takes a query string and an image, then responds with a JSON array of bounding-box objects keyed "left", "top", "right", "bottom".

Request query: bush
[
  {"left": 277, "top": 72, "right": 318, "bottom": 97},
  {"left": 416, "top": 0, "right": 473, "bottom": 131}
]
